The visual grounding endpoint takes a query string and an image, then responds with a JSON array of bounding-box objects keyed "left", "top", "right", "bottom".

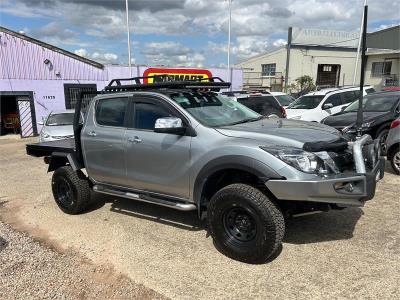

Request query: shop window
[
  {"left": 261, "top": 63, "right": 276, "bottom": 76},
  {"left": 371, "top": 61, "right": 392, "bottom": 77},
  {"left": 64, "top": 84, "right": 97, "bottom": 112}
]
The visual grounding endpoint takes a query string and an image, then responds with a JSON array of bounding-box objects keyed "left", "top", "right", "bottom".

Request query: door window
[
  {"left": 95, "top": 97, "right": 128, "bottom": 127},
  {"left": 324, "top": 94, "right": 343, "bottom": 107},
  {"left": 133, "top": 102, "right": 173, "bottom": 130},
  {"left": 342, "top": 91, "right": 359, "bottom": 104}
]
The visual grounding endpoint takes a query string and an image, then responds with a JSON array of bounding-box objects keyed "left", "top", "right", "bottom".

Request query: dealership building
[
  {"left": 236, "top": 26, "right": 400, "bottom": 92},
  {"left": 0, "top": 26, "right": 242, "bottom": 138}
]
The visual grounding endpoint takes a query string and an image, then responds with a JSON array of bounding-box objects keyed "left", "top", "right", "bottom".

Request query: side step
[{"left": 93, "top": 185, "right": 196, "bottom": 211}]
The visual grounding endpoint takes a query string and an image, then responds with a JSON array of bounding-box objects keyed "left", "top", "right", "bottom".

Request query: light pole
[
  {"left": 353, "top": 0, "right": 368, "bottom": 85},
  {"left": 125, "top": 0, "right": 132, "bottom": 77},
  {"left": 227, "top": 0, "right": 232, "bottom": 87},
  {"left": 356, "top": 4, "right": 368, "bottom": 137}
]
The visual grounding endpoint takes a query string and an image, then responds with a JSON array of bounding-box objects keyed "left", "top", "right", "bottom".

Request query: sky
[{"left": 0, "top": 0, "right": 399, "bottom": 67}]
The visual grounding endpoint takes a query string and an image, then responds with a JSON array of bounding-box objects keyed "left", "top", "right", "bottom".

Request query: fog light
[{"left": 334, "top": 182, "right": 354, "bottom": 192}]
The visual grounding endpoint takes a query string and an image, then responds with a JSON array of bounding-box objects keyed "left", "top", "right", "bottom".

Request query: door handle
[
  {"left": 87, "top": 131, "right": 97, "bottom": 137},
  {"left": 128, "top": 136, "right": 142, "bottom": 143}
]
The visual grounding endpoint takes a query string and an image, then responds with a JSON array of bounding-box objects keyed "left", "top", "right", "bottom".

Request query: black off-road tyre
[
  {"left": 52, "top": 166, "right": 91, "bottom": 214},
  {"left": 207, "top": 184, "right": 285, "bottom": 264}
]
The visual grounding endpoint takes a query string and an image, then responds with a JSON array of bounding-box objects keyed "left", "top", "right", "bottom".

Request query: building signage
[
  {"left": 143, "top": 68, "right": 212, "bottom": 84},
  {"left": 291, "top": 27, "right": 359, "bottom": 48}
]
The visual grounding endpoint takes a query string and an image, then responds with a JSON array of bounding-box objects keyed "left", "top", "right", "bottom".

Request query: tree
[{"left": 289, "top": 75, "right": 316, "bottom": 97}]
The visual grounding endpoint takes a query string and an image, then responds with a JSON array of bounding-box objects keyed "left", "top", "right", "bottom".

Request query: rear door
[
  {"left": 81, "top": 96, "right": 129, "bottom": 185},
  {"left": 123, "top": 95, "right": 191, "bottom": 199}
]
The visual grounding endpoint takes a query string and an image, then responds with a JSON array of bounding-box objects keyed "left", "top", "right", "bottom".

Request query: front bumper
[{"left": 265, "top": 157, "right": 385, "bottom": 207}]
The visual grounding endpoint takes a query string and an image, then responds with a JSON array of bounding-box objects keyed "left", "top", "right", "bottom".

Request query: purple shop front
[{"left": 0, "top": 28, "right": 243, "bottom": 137}]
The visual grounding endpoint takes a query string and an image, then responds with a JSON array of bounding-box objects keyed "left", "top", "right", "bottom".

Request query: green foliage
[{"left": 289, "top": 75, "right": 316, "bottom": 96}]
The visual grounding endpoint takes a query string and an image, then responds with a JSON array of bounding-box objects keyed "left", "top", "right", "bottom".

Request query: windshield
[
  {"left": 170, "top": 92, "right": 261, "bottom": 127},
  {"left": 46, "top": 113, "right": 74, "bottom": 126},
  {"left": 275, "top": 95, "right": 294, "bottom": 106},
  {"left": 344, "top": 94, "right": 399, "bottom": 112},
  {"left": 287, "top": 95, "right": 324, "bottom": 109}
]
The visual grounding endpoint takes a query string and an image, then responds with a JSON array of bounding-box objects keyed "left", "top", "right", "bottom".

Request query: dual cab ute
[{"left": 27, "top": 77, "right": 385, "bottom": 263}]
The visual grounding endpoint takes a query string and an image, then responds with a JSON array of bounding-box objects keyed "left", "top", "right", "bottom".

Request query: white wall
[
  {"left": 236, "top": 47, "right": 361, "bottom": 87},
  {"left": 365, "top": 53, "right": 400, "bottom": 88}
]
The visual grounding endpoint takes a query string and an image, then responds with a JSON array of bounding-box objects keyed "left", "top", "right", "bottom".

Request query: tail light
[
  {"left": 390, "top": 119, "right": 400, "bottom": 129},
  {"left": 280, "top": 106, "right": 287, "bottom": 118}
]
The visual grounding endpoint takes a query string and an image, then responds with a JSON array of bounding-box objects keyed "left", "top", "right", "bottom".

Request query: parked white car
[
  {"left": 270, "top": 92, "right": 296, "bottom": 108},
  {"left": 286, "top": 86, "right": 375, "bottom": 122},
  {"left": 39, "top": 110, "right": 77, "bottom": 142}
]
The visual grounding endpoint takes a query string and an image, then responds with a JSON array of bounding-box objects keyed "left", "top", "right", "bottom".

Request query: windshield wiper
[{"left": 225, "top": 116, "right": 265, "bottom": 126}]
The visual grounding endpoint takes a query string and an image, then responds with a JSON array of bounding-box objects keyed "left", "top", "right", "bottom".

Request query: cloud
[
  {"left": 2, "top": 0, "right": 399, "bottom": 65},
  {"left": 273, "top": 39, "right": 287, "bottom": 47},
  {"left": 209, "top": 36, "right": 275, "bottom": 61},
  {"left": 29, "top": 22, "right": 90, "bottom": 47},
  {"left": 141, "top": 41, "right": 204, "bottom": 67},
  {"left": 74, "top": 48, "right": 119, "bottom": 64},
  {"left": 74, "top": 48, "right": 87, "bottom": 57}
]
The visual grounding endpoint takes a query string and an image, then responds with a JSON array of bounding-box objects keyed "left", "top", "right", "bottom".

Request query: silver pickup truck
[{"left": 27, "top": 77, "right": 385, "bottom": 263}]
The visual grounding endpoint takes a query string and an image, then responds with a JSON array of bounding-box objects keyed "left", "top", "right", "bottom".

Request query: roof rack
[{"left": 105, "top": 76, "right": 230, "bottom": 92}]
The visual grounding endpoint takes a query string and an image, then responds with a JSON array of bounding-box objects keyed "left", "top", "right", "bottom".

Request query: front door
[
  {"left": 17, "top": 97, "right": 34, "bottom": 137},
  {"left": 123, "top": 95, "right": 191, "bottom": 199},
  {"left": 81, "top": 96, "right": 129, "bottom": 185},
  {"left": 321, "top": 93, "right": 345, "bottom": 118},
  {"left": 316, "top": 64, "right": 341, "bottom": 87}
]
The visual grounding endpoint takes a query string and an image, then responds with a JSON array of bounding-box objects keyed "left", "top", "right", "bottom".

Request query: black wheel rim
[
  {"left": 223, "top": 207, "right": 257, "bottom": 242},
  {"left": 54, "top": 177, "right": 74, "bottom": 208},
  {"left": 380, "top": 132, "right": 388, "bottom": 153},
  {"left": 393, "top": 151, "right": 400, "bottom": 172}
]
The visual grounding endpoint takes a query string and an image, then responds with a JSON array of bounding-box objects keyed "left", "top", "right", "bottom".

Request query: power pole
[
  {"left": 356, "top": 4, "right": 368, "bottom": 137},
  {"left": 284, "top": 27, "right": 292, "bottom": 93}
]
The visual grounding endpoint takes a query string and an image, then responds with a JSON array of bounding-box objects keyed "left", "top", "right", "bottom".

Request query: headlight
[
  {"left": 342, "top": 121, "right": 374, "bottom": 133},
  {"left": 260, "top": 147, "right": 338, "bottom": 174},
  {"left": 361, "top": 121, "right": 374, "bottom": 128},
  {"left": 291, "top": 116, "right": 301, "bottom": 120}
]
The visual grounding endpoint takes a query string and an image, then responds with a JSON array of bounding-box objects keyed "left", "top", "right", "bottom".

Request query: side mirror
[
  {"left": 323, "top": 103, "right": 333, "bottom": 110},
  {"left": 154, "top": 117, "right": 186, "bottom": 135},
  {"left": 341, "top": 105, "right": 349, "bottom": 112}
]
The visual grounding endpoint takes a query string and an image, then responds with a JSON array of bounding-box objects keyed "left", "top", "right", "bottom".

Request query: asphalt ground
[{"left": 0, "top": 136, "right": 399, "bottom": 299}]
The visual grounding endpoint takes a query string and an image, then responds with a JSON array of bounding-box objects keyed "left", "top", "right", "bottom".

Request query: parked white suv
[{"left": 286, "top": 86, "right": 375, "bottom": 122}]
